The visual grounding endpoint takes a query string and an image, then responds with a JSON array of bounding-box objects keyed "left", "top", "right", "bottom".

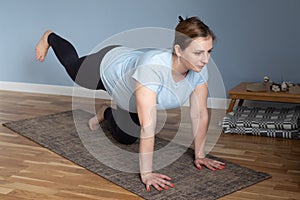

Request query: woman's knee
[{"left": 113, "top": 131, "right": 138, "bottom": 145}]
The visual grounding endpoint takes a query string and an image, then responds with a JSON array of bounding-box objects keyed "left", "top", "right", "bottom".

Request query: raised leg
[{"left": 36, "top": 31, "right": 119, "bottom": 90}]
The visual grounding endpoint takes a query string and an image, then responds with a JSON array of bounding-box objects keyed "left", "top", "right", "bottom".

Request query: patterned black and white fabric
[{"left": 221, "top": 106, "right": 300, "bottom": 139}]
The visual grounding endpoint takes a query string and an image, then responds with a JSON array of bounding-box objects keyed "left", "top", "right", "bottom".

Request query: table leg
[
  {"left": 238, "top": 99, "right": 244, "bottom": 107},
  {"left": 227, "top": 99, "right": 236, "bottom": 113}
]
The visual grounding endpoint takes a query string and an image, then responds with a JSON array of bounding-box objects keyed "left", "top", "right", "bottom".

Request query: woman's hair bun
[{"left": 178, "top": 16, "right": 184, "bottom": 22}]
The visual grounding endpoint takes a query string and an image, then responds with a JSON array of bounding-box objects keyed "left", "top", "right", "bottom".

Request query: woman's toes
[
  {"left": 35, "top": 30, "right": 52, "bottom": 62},
  {"left": 88, "top": 116, "right": 100, "bottom": 131}
]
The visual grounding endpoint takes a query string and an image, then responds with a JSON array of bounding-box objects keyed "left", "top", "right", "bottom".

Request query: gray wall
[{"left": 1, "top": 0, "right": 299, "bottom": 94}]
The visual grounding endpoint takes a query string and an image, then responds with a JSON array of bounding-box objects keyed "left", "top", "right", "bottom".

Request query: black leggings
[{"left": 48, "top": 33, "right": 140, "bottom": 144}]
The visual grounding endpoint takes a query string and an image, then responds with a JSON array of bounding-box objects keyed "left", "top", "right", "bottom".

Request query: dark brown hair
[{"left": 173, "top": 16, "right": 215, "bottom": 52}]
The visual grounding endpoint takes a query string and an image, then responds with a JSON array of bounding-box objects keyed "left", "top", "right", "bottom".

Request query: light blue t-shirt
[{"left": 100, "top": 47, "right": 208, "bottom": 112}]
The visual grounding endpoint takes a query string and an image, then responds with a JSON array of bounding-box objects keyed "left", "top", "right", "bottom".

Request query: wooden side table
[{"left": 227, "top": 82, "right": 300, "bottom": 113}]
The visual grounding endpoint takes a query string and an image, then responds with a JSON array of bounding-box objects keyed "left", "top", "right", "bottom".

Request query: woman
[{"left": 36, "top": 16, "right": 225, "bottom": 192}]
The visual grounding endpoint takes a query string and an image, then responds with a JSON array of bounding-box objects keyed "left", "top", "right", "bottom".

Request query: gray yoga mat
[{"left": 3, "top": 109, "right": 271, "bottom": 200}]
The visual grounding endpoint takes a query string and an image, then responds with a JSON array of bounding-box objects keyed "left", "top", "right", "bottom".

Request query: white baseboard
[
  {"left": 0, "top": 81, "right": 229, "bottom": 109},
  {"left": 0, "top": 81, "right": 112, "bottom": 99}
]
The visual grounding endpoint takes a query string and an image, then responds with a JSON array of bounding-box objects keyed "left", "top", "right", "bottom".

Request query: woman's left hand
[{"left": 194, "top": 157, "right": 225, "bottom": 171}]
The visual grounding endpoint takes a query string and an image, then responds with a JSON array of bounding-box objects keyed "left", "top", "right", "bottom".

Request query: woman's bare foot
[
  {"left": 88, "top": 104, "right": 109, "bottom": 131},
  {"left": 35, "top": 30, "right": 53, "bottom": 62}
]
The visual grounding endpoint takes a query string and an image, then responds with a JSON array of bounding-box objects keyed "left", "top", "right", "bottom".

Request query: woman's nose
[{"left": 200, "top": 53, "right": 209, "bottom": 64}]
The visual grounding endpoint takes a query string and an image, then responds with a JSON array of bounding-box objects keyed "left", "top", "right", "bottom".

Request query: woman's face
[{"left": 179, "top": 36, "right": 213, "bottom": 73}]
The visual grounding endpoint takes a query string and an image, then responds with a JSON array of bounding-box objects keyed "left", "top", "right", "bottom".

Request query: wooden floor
[{"left": 0, "top": 90, "right": 299, "bottom": 200}]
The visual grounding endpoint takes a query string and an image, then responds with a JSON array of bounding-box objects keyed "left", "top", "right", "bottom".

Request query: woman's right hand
[{"left": 141, "top": 172, "right": 174, "bottom": 192}]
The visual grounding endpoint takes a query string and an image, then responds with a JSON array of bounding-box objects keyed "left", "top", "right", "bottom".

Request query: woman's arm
[
  {"left": 136, "top": 82, "right": 156, "bottom": 175},
  {"left": 189, "top": 83, "right": 225, "bottom": 170},
  {"left": 135, "top": 82, "right": 173, "bottom": 192}
]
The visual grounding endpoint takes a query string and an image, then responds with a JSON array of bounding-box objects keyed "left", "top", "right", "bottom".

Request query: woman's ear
[{"left": 174, "top": 44, "right": 182, "bottom": 57}]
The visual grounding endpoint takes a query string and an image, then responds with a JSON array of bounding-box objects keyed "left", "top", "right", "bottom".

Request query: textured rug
[{"left": 3, "top": 109, "right": 271, "bottom": 200}]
